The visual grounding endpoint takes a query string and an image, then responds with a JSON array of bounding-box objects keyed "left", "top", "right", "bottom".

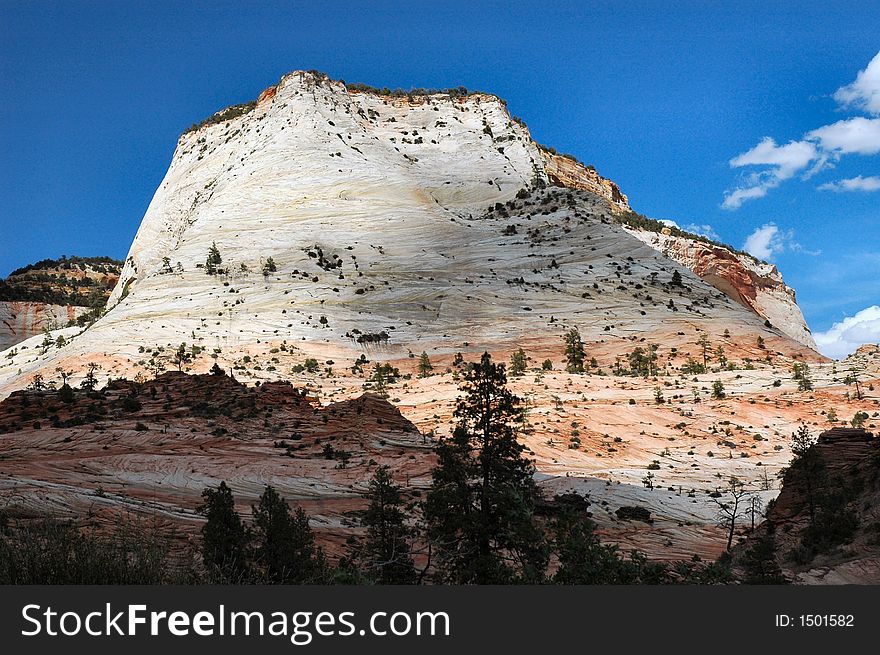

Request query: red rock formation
[
  {"left": 540, "top": 150, "right": 630, "bottom": 212},
  {"left": 0, "top": 301, "right": 86, "bottom": 350},
  {"left": 738, "top": 428, "right": 880, "bottom": 584},
  {"left": 257, "top": 85, "right": 277, "bottom": 104},
  {"left": 0, "top": 370, "right": 433, "bottom": 553},
  {"left": 628, "top": 230, "right": 818, "bottom": 350}
]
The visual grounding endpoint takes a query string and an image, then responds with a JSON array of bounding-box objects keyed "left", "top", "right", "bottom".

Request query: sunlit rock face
[
  {"left": 1, "top": 70, "right": 817, "bottom": 398},
  {"left": 627, "top": 230, "right": 817, "bottom": 349}
]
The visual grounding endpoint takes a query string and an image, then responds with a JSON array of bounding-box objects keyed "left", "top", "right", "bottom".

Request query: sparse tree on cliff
[
  {"left": 262, "top": 257, "right": 277, "bottom": 277},
  {"left": 361, "top": 466, "right": 416, "bottom": 584},
  {"left": 564, "top": 328, "right": 585, "bottom": 373},
  {"left": 425, "top": 352, "right": 547, "bottom": 583},
  {"left": 851, "top": 411, "right": 868, "bottom": 428},
  {"left": 80, "top": 363, "right": 99, "bottom": 392},
  {"left": 55, "top": 367, "right": 72, "bottom": 387},
  {"left": 172, "top": 342, "right": 192, "bottom": 372},
  {"left": 200, "top": 481, "right": 249, "bottom": 577},
  {"left": 509, "top": 348, "right": 527, "bottom": 377},
  {"left": 697, "top": 331, "right": 711, "bottom": 368},
  {"left": 417, "top": 351, "right": 433, "bottom": 378},
  {"left": 844, "top": 369, "right": 863, "bottom": 400},
  {"left": 205, "top": 242, "right": 222, "bottom": 275},
  {"left": 713, "top": 476, "right": 749, "bottom": 551},
  {"left": 792, "top": 362, "right": 813, "bottom": 391}
]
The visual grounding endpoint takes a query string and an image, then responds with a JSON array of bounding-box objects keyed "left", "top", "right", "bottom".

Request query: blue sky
[{"left": 1, "top": 1, "right": 878, "bottom": 356}]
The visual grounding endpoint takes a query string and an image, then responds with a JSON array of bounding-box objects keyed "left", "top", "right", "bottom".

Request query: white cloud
[
  {"left": 743, "top": 223, "right": 787, "bottom": 260},
  {"left": 807, "top": 116, "right": 880, "bottom": 155},
  {"left": 813, "top": 305, "right": 880, "bottom": 359},
  {"left": 728, "top": 137, "right": 817, "bottom": 176},
  {"left": 833, "top": 51, "right": 880, "bottom": 115},
  {"left": 656, "top": 219, "right": 722, "bottom": 241},
  {"left": 722, "top": 138, "right": 818, "bottom": 209},
  {"left": 723, "top": 51, "right": 880, "bottom": 208},
  {"left": 682, "top": 223, "right": 720, "bottom": 240},
  {"left": 722, "top": 184, "right": 772, "bottom": 210},
  {"left": 818, "top": 175, "right": 880, "bottom": 192},
  {"left": 742, "top": 222, "right": 816, "bottom": 259}
]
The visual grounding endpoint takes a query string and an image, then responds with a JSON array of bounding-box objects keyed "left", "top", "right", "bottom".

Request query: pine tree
[
  {"left": 509, "top": 348, "right": 527, "bottom": 377},
  {"left": 553, "top": 510, "right": 661, "bottom": 584},
  {"left": 425, "top": 352, "right": 547, "bottom": 583},
  {"left": 80, "top": 363, "right": 99, "bottom": 392},
  {"left": 564, "top": 328, "right": 585, "bottom": 373},
  {"left": 417, "top": 351, "right": 433, "bottom": 378},
  {"left": 200, "top": 481, "right": 248, "bottom": 577},
  {"left": 697, "top": 332, "right": 711, "bottom": 368},
  {"left": 172, "top": 342, "right": 191, "bottom": 372},
  {"left": 252, "top": 485, "right": 323, "bottom": 583},
  {"left": 205, "top": 242, "right": 222, "bottom": 275},
  {"left": 792, "top": 362, "right": 813, "bottom": 391},
  {"left": 361, "top": 466, "right": 416, "bottom": 584},
  {"left": 671, "top": 269, "right": 683, "bottom": 286},
  {"left": 740, "top": 530, "right": 786, "bottom": 584}
]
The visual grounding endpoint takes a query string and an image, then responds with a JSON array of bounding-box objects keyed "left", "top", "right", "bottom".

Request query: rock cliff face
[
  {"left": 0, "top": 70, "right": 820, "bottom": 398},
  {"left": 540, "top": 150, "right": 629, "bottom": 212},
  {"left": 0, "top": 257, "right": 121, "bottom": 350},
  {"left": 625, "top": 230, "right": 817, "bottom": 350},
  {"left": 0, "top": 302, "right": 86, "bottom": 351},
  {"left": 0, "top": 370, "right": 431, "bottom": 550},
  {"left": 0, "top": 71, "right": 874, "bottom": 563},
  {"left": 736, "top": 428, "right": 880, "bottom": 584}
]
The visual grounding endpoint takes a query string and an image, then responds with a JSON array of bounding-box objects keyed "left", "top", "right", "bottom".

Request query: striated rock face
[
  {"left": 540, "top": 150, "right": 629, "bottom": 212},
  {"left": 0, "top": 370, "right": 431, "bottom": 552},
  {"left": 0, "top": 257, "right": 121, "bottom": 350},
  {"left": 0, "top": 302, "right": 87, "bottom": 351},
  {"left": 0, "top": 70, "right": 821, "bottom": 399},
  {"left": 739, "top": 428, "right": 880, "bottom": 584},
  {"left": 625, "top": 230, "right": 817, "bottom": 350}
]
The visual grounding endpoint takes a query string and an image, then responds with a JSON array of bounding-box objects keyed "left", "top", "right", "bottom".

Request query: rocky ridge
[
  {"left": 626, "top": 230, "right": 816, "bottom": 349},
  {"left": 0, "top": 257, "right": 121, "bottom": 350}
]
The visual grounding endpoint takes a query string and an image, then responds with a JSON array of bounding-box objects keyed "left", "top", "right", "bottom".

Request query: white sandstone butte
[{"left": 0, "top": 70, "right": 819, "bottom": 395}]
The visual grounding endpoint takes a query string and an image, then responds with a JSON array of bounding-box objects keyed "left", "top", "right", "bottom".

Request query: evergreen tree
[
  {"left": 425, "top": 352, "right": 547, "bottom": 583},
  {"left": 740, "top": 530, "right": 787, "bottom": 584},
  {"left": 252, "top": 485, "right": 323, "bottom": 583},
  {"left": 628, "top": 344, "right": 658, "bottom": 377},
  {"left": 80, "top": 363, "right": 99, "bottom": 392},
  {"left": 564, "top": 328, "right": 585, "bottom": 373},
  {"left": 205, "top": 242, "right": 222, "bottom": 275},
  {"left": 697, "top": 332, "right": 711, "bottom": 368},
  {"left": 712, "top": 379, "right": 726, "bottom": 399},
  {"left": 792, "top": 362, "right": 813, "bottom": 391},
  {"left": 509, "top": 348, "right": 527, "bottom": 377},
  {"left": 553, "top": 510, "right": 665, "bottom": 584},
  {"left": 671, "top": 269, "right": 683, "bottom": 286},
  {"left": 788, "top": 425, "right": 821, "bottom": 522},
  {"left": 361, "top": 466, "right": 417, "bottom": 584},
  {"left": 200, "top": 481, "right": 248, "bottom": 577},
  {"left": 172, "top": 342, "right": 191, "bottom": 372},
  {"left": 417, "top": 351, "right": 433, "bottom": 378}
]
